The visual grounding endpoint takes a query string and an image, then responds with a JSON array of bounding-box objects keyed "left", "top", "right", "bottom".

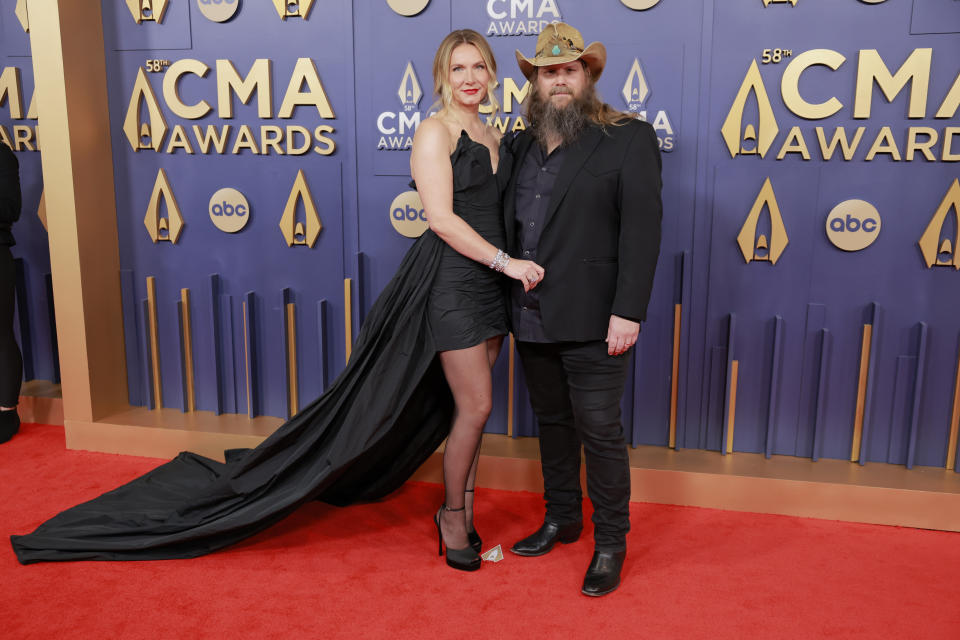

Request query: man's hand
[{"left": 606, "top": 315, "right": 639, "bottom": 356}]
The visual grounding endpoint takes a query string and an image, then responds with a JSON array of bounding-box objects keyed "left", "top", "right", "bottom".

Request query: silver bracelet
[{"left": 489, "top": 249, "right": 510, "bottom": 273}]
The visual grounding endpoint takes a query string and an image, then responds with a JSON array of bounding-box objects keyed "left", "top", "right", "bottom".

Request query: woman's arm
[{"left": 410, "top": 120, "right": 543, "bottom": 291}]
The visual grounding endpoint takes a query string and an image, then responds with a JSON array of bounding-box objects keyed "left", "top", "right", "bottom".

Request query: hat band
[{"left": 537, "top": 43, "right": 584, "bottom": 58}]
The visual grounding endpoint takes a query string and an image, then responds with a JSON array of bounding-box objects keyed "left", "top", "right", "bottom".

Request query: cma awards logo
[
  {"left": 272, "top": 0, "right": 315, "bottom": 19},
  {"left": 377, "top": 62, "right": 425, "bottom": 150},
  {"left": 126, "top": 0, "right": 170, "bottom": 24},
  {"left": 486, "top": 0, "right": 561, "bottom": 37},
  {"left": 622, "top": 59, "right": 675, "bottom": 152},
  {"left": 144, "top": 169, "right": 185, "bottom": 244},
  {"left": 919, "top": 179, "right": 960, "bottom": 270},
  {"left": 721, "top": 49, "right": 960, "bottom": 162},
  {"left": 737, "top": 178, "right": 789, "bottom": 264},
  {"left": 279, "top": 170, "right": 323, "bottom": 247},
  {"left": 14, "top": 0, "right": 28, "bottom": 32},
  {"left": 122, "top": 58, "right": 336, "bottom": 156}
]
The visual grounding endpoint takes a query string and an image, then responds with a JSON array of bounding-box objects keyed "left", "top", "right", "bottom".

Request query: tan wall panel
[{"left": 29, "top": 0, "right": 128, "bottom": 422}]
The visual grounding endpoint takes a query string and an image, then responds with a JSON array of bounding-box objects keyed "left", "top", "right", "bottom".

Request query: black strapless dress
[
  {"left": 10, "top": 132, "right": 513, "bottom": 564},
  {"left": 427, "top": 131, "right": 510, "bottom": 351}
]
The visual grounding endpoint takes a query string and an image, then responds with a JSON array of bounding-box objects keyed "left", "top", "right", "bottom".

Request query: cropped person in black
[{"left": 0, "top": 141, "right": 23, "bottom": 444}]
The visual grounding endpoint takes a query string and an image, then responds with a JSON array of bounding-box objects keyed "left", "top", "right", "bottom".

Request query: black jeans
[
  {"left": 517, "top": 340, "right": 631, "bottom": 551},
  {"left": 0, "top": 246, "right": 22, "bottom": 407}
]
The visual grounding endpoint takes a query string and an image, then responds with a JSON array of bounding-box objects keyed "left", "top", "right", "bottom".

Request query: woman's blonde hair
[{"left": 431, "top": 29, "right": 500, "bottom": 116}]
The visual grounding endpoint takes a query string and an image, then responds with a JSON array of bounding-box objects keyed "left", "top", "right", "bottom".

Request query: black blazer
[
  {"left": 0, "top": 141, "right": 21, "bottom": 247},
  {"left": 504, "top": 119, "right": 662, "bottom": 342}
]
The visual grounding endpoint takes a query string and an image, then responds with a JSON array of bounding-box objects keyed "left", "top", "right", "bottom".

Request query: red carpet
[{"left": 2, "top": 423, "right": 958, "bottom": 639}]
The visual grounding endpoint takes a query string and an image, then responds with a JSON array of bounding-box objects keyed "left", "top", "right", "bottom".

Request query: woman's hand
[{"left": 503, "top": 258, "right": 545, "bottom": 292}]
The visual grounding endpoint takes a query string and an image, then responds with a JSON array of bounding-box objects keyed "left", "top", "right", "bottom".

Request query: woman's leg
[
  {"left": 464, "top": 336, "right": 504, "bottom": 532},
  {"left": 437, "top": 341, "right": 496, "bottom": 550}
]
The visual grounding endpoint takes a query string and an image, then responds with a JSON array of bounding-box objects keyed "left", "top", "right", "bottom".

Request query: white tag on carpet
[{"left": 481, "top": 544, "right": 504, "bottom": 562}]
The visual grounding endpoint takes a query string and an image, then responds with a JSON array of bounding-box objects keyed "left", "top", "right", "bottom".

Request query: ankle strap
[
  {"left": 442, "top": 505, "right": 465, "bottom": 512},
  {"left": 464, "top": 489, "right": 475, "bottom": 493}
]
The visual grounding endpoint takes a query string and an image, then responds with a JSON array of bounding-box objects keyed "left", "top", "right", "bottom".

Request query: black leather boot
[
  {"left": 581, "top": 550, "right": 626, "bottom": 597},
  {"left": 509, "top": 520, "right": 582, "bottom": 557}
]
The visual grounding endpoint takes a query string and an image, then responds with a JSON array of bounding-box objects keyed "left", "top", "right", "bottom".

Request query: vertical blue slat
[
  {"left": 355, "top": 251, "right": 366, "bottom": 328},
  {"left": 812, "top": 329, "right": 832, "bottom": 462},
  {"left": 221, "top": 294, "right": 238, "bottom": 415},
  {"left": 244, "top": 291, "right": 258, "bottom": 418},
  {"left": 120, "top": 269, "right": 141, "bottom": 405},
  {"left": 176, "top": 299, "right": 188, "bottom": 413},
  {"left": 721, "top": 313, "right": 737, "bottom": 456},
  {"left": 316, "top": 299, "right": 328, "bottom": 392},
  {"left": 208, "top": 274, "right": 223, "bottom": 415},
  {"left": 886, "top": 356, "right": 914, "bottom": 465},
  {"left": 858, "top": 302, "right": 881, "bottom": 465},
  {"left": 795, "top": 303, "right": 826, "bottom": 457},
  {"left": 906, "top": 323, "right": 929, "bottom": 470},
  {"left": 674, "top": 251, "right": 687, "bottom": 450},
  {"left": 764, "top": 315, "right": 784, "bottom": 459},
  {"left": 281, "top": 288, "right": 293, "bottom": 419},
  {"left": 44, "top": 274, "right": 60, "bottom": 384},
  {"left": 140, "top": 299, "right": 155, "bottom": 410},
  {"left": 12, "top": 258, "right": 34, "bottom": 381}
]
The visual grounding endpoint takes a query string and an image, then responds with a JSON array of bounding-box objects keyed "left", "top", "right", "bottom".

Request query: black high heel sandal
[
  {"left": 434, "top": 505, "right": 481, "bottom": 571},
  {"left": 465, "top": 489, "right": 482, "bottom": 553}
]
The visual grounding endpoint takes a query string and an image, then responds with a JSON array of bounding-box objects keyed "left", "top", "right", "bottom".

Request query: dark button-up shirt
[{"left": 511, "top": 142, "right": 568, "bottom": 342}]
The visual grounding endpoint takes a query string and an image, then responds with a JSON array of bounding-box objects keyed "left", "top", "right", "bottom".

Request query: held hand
[
  {"left": 503, "top": 259, "right": 545, "bottom": 292},
  {"left": 606, "top": 315, "right": 639, "bottom": 356}
]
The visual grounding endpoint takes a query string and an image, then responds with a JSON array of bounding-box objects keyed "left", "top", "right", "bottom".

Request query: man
[
  {"left": 504, "top": 22, "right": 662, "bottom": 596},
  {"left": 0, "top": 140, "right": 23, "bottom": 444}
]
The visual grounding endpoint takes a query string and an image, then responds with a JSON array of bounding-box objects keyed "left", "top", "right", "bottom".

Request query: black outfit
[
  {"left": 504, "top": 120, "right": 662, "bottom": 551},
  {"left": 0, "top": 142, "right": 23, "bottom": 442},
  {"left": 427, "top": 131, "right": 510, "bottom": 350},
  {"left": 10, "top": 132, "right": 511, "bottom": 563}
]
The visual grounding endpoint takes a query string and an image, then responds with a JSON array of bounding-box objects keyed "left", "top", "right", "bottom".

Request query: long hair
[
  {"left": 431, "top": 29, "right": 500, "bottom": 116},
  {"left": 526, "top": 62, "right": 632, "bottom": 128}
]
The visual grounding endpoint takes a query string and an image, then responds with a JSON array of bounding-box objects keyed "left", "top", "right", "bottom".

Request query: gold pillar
[{"left": 28, "top": 1, "right": 128, "bottom": 422}]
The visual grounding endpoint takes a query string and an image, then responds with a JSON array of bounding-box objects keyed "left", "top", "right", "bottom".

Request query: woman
[
  {"left": 411, "top": 30, "right": 544, "bottom": 570},
  {"left": 10, "top": 31, "right": 543, "bottom": 571}
]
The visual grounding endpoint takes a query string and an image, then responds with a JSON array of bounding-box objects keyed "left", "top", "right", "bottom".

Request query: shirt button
[
  {"left": 535, "top": 194, "right": 541, "bottom": 199},
  {"left": 529, "top": 221, "right": 535, "bottom": 227},
  {"left": 523, "top": 250, "right": 530, "bottom": 256},
  {"left": 541, "top": 167, "right": 548, "bottom": 172},
  {"left": 522, "top": 306, "right": 528, "bottom": 311}
]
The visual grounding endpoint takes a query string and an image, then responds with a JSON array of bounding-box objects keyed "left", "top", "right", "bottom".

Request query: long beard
[{"left": 527, "top": 84, "right": 592, "bottom": 149}]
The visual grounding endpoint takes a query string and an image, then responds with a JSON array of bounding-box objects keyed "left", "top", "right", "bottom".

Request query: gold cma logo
[
  {"left": 144, "top": 169, "right": 184, "bottom": 243},
  {"left": 279, "top": 170, "right": 322, "bottom": 247},
  {"left": 14, "top": 0, "right": 29, "bottom": 32},
  {"left": 124, "top": 68, "right": 168, "bottom": 151},
  {"left": 399, "top": 62, "right": 423, "bottom": 111},
  {"left": 919, "top": 179, "right": 960, "bottom": 270},
  {"left": 272, "top": 0, "right": 315, "bottom": 19},
  {"left": 737, "top": 178, "right": 789, "bottom": 264},
  {"left": 762, "top": 0, "right": 797, "bottom": 6},
  {"left": 127, "top": 0, "right": 170, "bottom": 24},
  {"left": 622, "top": 59, "right": 650, "bottom": 108},
  {"left": 721, "top": 60, "right": 779, "bottom": 158}
]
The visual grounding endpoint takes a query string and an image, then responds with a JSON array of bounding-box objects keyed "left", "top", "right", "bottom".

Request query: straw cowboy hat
[{"left": 515, "top": 22, "right": 607, "bottom": 81}]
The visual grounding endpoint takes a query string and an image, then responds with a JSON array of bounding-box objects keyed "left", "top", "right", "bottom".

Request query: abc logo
[
  {"left": 620, "top": 0, "right": 662, "bottom": 10},
  {"left": 209, "top": 188, "right": 250, "bottom": 233},
  {"left": 197, "top": 0, "right": 239, "bottom": 23},
  {"left": 825, "top": 199, "right": 881, "bottom": 252},
  {"left": 389, "top": 191, "right": 428, "bottom": 238},
  {"left": 386, "top": 0, "right": 431, "bottom": 16}
]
